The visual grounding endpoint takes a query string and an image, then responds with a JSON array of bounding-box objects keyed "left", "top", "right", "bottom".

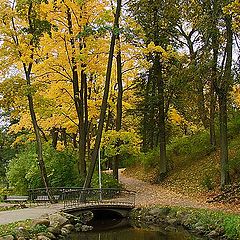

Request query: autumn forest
[{"left": 0, "top": 0, "right": 240, "bottom": 201}]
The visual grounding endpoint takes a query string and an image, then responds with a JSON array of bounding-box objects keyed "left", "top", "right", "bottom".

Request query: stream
[{"left": 70, "top": 215, "right": 205, "bottom": 240}]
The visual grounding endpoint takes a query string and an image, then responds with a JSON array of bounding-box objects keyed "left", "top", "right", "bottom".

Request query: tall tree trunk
[
  {"left": 86, "top": 122, "right": 92, "bottom": 162},
  {"left": 61, "top": 128, "right": 67, "bottom": 147},
  {"left": 66, "top": 8, "right": 87, "bottom": 179},
  {"left": 113, "top": 34, "right": 123, "bottom": 181},
  {"left": 72, "top": 133, "right": 78, "bottom": 148},
  {"left": 22, "top": 2, "right": 53, "bottom": 202},
  {"left": 51, "top": 127, "right": 58, "bottom": 149},
  {"left": 105, "top": 106, "right": 112, "bottom": 131},
  {"left": 149, "top": 70, "right": 156, "bottom": 150},
  {"left": 210, "top": 35, "right": 218, "bottom": 148},
  {"left": 219, "top": 91, "right": 230, "bottom": 188},
  {"left": 196, "top": 77, "right": 209, "bottom": 129},
  {"left": 142, "top": 70, "right": 151, "bottom": 152},
  {"left": 78, "top": 68, "right": 87, "bottom": 180},
  {"left": 209, "top": 0, "right": 219, "bottom": 148},
  {"left": 210, "top": 80, "right": 216, "bottom": 148},
  {"left": 154, "top": 54, "right": 167, "bottom": 180},
  {"left": 179, "top": 26, "right": 209, "bottom": 129},
  {"left": 153, "top": 6, "right": 167, "bottom": 180},
  {"left": 83, "top": 0, "right": 122, "bottom": 189},
  {"left": 24, "top": 64, "right": 53, "bottom": 203},
  {"left": 218, "top": 15, "right": 233, "bottom": 188}
]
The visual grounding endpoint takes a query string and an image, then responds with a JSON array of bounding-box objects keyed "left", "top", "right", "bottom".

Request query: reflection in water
[
  {"left": 87, "top": 209, "right": 130, "bottom": 231},
  {"left": 72, "top": 227, "right": 166, "bottom": 240},
  {"left": 71, "top": 217, "right": 204, "bottom": 240},
  {"left": 71, "top": 226, "right": 203, "bottom": 240}
]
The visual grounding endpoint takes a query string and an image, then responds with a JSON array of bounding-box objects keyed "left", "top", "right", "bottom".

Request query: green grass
[
  {"left": 0, "top": 220, "right": 32, "bottom": 237},
  {"left": 126, "top": 116, "right": 240, "bottom": 195},
  {"left": 183, "top": 208, "right": 240, "bottom": 239},
  {"left": 0, "top": 219, "right": 48, "bottom": 237}
]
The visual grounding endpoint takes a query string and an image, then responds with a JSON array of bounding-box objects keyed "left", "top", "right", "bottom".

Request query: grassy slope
[{"left": 125, "top": 129, "right": 240, "bottom": 200}]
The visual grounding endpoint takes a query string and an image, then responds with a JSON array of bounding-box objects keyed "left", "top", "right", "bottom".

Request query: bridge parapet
[{"left": 62, "top": 188, "right": 136, "bottom": 209}]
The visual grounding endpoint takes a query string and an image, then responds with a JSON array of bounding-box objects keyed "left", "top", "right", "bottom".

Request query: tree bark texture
[
  {"left": 66, "top": 8, "right": 87, "bottom": 179},
  {"left": 113, "top": 34, "right": 123, "bottom": 181},
  {"left": 209, "top": 1, "right": 219, "bottom": 149},
  {"left": 51, "top": 127, "right": 58, "bottom": 149},
  {"left": 218, "top": 15, "right": 233, "bottom": 188},
  {"left": 142, "top": 70, "right": 151, "bottom": 152},
  {"left": 83, "top": 0, "right": 122, "bottom": 189},
  {"left": 23, "top": 2, "right": 53, "bottom": 202},
  {"left": 219, "top": 92, "right": 230, "bottom": 188},
  {"left": 154, "top": 54, "right": 167, "bottom": 179},
  {"left": 210, "top": 32, "right": 218, "bottom": 148},
  {"left": 153, "top": 6, "right": 167, "bottom": 180},
  {"left": 24, "top": 64, "right": 54, "bottom": 203}
]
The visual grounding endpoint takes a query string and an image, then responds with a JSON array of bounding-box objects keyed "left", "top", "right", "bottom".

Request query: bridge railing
[
  {"left": 62, "top": 188, "right": 136, "bottom": 209},
  {"left": 28, "top": 187, "right": 82, "bottom": 203},
  {"left": 28, "top": 188, "right": 136, "bottom": 209}
]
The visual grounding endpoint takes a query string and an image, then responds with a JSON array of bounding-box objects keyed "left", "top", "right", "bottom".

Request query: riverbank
[
  {"left": 2, "top": 205, "right": 238, "bottom": 240},
  {"left": 0, "top": 210, "right": 94, "bottom": 239},
  {"left": 130, "top": 206, "right": 240, "bottom": 239}
]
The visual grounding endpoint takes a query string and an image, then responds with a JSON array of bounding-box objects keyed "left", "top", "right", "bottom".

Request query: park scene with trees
[{"left": 1, "top": 0, "right": 240, "bottom": 239}]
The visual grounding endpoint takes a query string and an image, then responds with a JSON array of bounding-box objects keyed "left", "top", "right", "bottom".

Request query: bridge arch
[{"left": 63, "top": 205, "right": 132, "bottom": 218}]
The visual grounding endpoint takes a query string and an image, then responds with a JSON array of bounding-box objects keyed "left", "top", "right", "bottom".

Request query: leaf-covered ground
[{"left": 121, "top": 159, "right": 240, "bottom": 213}]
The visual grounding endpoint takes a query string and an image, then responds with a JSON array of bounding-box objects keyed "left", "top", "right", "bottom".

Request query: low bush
[
  {"left": 127, "top": 131, "right": 214, "bottom": 171},
  {"left": 228, "top": 134, "right": 240, "bottom": 181},
  {"left": 91, "top": 172, "right": 122, "bottom": 189},
  {"left": 201, "top": 175, "right": 215, "bottom": 191},
  {"left": 139, "top": 148, "right": 160, "bottom": 169},
  {"left": 167, "top": 131, "right": 214, "bottom": 160},
  {"left": 0, "top": 220, "right": 33, "bottom": 237},
  {"left": 7, "top": 143, "right": 82, "bottom": 194},
  {"left": 189, "top": 209, "right": 240, "bottom": 239},
  {"left": 0, "top": 220, "right": 49, "bottom": 238},
  {"left": 227, "top": 113, "right": 240, "bottom": 139}
]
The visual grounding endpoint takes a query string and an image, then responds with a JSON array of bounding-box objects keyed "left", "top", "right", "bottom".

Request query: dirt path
[{"left": 119, "top": 169, "right": 240, "bottom": 213}]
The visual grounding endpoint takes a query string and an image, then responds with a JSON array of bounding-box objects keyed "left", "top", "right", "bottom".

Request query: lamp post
[
  {"left": 98, "top": 146, "right": 102, "bottom": 201},
  {"left": 96, "top": 118, "right": 102, "bottom": 201}
]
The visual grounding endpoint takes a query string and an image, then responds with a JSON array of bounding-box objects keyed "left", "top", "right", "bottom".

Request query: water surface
[{"left": 71, "top": 217, "right": 204, "bottom": 240}]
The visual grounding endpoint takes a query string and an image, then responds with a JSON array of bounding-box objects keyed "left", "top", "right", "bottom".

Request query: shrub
[
  {"left": 201, "top": 175, "right": 214, "bottom": 191},
  {"left": 91, "top": 172, "right": 122, "bottom": 189},
  {"left": 0, "top": 220, "right": 50, "bottom": 238},
  {"left": 128, "top": 131, "right": 214, "bottom": 170},
  {"left": 29, "top": 224, "right": 48, "bottom": 235},
  {"left": 0, "top": 220, "right": 32, "bottom": 237},
  {"left": 171, "top": 207, "right": 240, "bottom": 240},
  {"left": 167, "top": 131, "right": 214, "bottom": 160},
  {"left": 223, "top": 215, "right": 240, "bottom": 239},
  {"left": 227, "top": 113, "right": 240, "bottom": 139},
  {"left": 229, "top": 152, "right": 240, "bottom": 180},
  {"left": 7, "top": 143, "right": 81, "bottom": 194},
  {"left": 139, "top": 148, "right": 160, "bottom": 169},
  {"left": 101, "top": 130, "right": 141, "bottom": 166}
]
